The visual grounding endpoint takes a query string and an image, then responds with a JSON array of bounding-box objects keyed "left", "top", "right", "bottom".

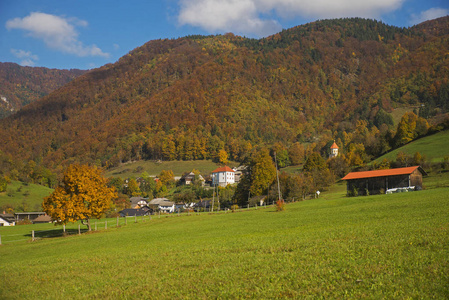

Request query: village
[{"left": 0, "top": 141, "right": 429, "bottom": 227}]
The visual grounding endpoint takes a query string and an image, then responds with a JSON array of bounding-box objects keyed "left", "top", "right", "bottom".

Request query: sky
[{"left": 1, "top": 0, "right": 448, "bottom": 70}]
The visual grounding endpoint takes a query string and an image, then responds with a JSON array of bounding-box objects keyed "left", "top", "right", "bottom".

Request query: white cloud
[
  {"left": 10, "top": 49, "right": 39, "bottom": 66},
  {"left": 6, "top": 12, "right": 110, "bottom": 58},
  {"left": 178, "top": 0, "right": 281, "bottom": 36},
  {"left": 409, "top": 8, "right": 449, "bottom": 25},
  {"left": 177, "top": 0, "right": 406, "bottom": 37}
]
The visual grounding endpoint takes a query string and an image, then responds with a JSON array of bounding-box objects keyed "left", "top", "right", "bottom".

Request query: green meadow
[
  {"left": 104, "top": 159, "right": 239, "bottom": 178},
  {"left": 373, "top": 129, "right": 449, "bottom": 163},
  {"left": 1, "top": 183, "right": 448, "bottom": 299},
  {"left": 0, "top": 181, "right": 53, "bottom": 212}
]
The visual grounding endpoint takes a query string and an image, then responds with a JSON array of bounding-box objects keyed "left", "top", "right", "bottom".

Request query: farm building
[
  {"left": 148, "top": 198, "right": 175, "bottom": 213},
  {"left": 14, "top": 212, "right": 47, "bottom": 222},
  {"left": 341, "top": 166, "right": 427, "bottom": 195},
  {"left": 119, "top": 208, "right": 151, "bottom": 217},
  {"left": 0, "top": 213, "right": 15, "bottom": 226}
]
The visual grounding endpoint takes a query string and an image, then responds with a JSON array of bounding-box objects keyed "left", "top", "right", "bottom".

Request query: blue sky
[{"left": 1, "top": 0, "right": 448, "bottom": 70}]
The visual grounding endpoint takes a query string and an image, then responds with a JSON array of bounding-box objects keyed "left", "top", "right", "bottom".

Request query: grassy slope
[
  {"left": 390, "top": 107, "right": 414, "bottom": 125},
  {"left": 373, "top": 129, "right": 449, "bottom": 163},
  {"left": 104, "top": 159, "right": 239, "bottom": 178},
  {"left": 0, "top": 181, "right": 53, "bottom": 211},
  {"left": 1, "top": 182, "right": 448, "bottom": 299}
]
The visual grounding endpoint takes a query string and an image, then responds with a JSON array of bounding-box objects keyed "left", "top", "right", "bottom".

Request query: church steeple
[{"left": 329, "top": 141, "right": 339, "bottom": 158}]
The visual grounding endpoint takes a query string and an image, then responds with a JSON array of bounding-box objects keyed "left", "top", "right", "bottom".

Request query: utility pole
[
  {"left": 211, "top": 184, "right": 215, "bottom": 212},
  {"left": 274, "top": 151, "right": 282, "bottom": 202}
]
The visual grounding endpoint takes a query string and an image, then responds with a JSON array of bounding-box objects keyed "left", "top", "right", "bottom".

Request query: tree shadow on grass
[{"left": 25, "top": 228, "right": 89, "bottom": 239}]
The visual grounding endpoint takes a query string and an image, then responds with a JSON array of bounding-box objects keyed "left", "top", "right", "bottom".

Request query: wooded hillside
[
  {"left": 0, "top": 17, "right": 448, "bottom": 172},
  {"left": 0, "top": 62, "right": 86, "bottom": 118}
]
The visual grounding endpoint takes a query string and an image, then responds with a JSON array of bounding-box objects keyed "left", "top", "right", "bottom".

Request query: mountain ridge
[
  {"left": 0, "top": 62, "right": 86, "bottom": 118},
  {"left": 0, "top": 17, "right": 448, "bottom": 171}
]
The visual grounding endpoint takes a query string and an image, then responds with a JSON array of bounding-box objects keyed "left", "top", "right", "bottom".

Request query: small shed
[
  {"left": 32, "top": 214, "right": 52, "bottom": 224},
  {"left": 341, "top": 166, "right": 427, "bottom": 195}
]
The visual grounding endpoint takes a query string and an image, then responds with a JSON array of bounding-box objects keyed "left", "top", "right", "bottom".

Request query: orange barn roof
[
  {"left": 212, "top": 166, "right": 235, "bottom": 173},
  {"left": 330, "top": 142, "right": 339, "bottom": 149},
  {"left": 341, "top": 166, "right": 426, "bottom": 180}
]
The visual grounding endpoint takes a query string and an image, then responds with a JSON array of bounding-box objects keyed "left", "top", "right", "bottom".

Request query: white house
[
  {"left": 0, "top": 214, "right": 15, "bottom": 226},
  {"left": 148, "top": 198, "right": 175, "bottom": 213},
  {"left": 211, "top": 166, "right": 235, "bottom": 187}
]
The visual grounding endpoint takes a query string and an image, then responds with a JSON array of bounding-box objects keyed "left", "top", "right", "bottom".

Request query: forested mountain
[
  {"left": 0, "top": 63, "right": 86, "bottom": 118},
  {"left": 0, "top": 17, "right": 448, "bottom": 173}
]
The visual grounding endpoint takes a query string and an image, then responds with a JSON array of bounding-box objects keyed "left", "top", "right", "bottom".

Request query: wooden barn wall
[
  {"left": 346, "top": 174, "right": 416, "bottom": 195},
  {"left": 410, "top": 169, "right": 423, "bottom": 187}
]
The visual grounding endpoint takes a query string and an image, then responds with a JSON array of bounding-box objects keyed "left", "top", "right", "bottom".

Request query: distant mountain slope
[
  {"left": 0, "top": 17, "right": 448, "bottom": 170},
  {"left": 0, "top": 62, "right": 86, "bottom": 118}
]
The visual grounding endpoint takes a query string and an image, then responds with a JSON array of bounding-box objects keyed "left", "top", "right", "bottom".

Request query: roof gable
[{"left": 342, "top": 166, "right": 426, "bottom": 180}]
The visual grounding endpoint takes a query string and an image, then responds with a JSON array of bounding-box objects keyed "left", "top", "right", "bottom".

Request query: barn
[{"left": 341, "top": 166, "right": 427, "bottom": 196}]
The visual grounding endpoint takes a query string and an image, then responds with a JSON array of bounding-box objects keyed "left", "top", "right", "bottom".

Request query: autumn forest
[{"left": 0, "top": 17, "right": 448, "bottom": 181}]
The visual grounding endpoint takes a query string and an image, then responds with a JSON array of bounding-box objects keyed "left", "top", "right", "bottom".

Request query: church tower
[{"left": 329, "top": 141, "right": 339, "bottom": 158}]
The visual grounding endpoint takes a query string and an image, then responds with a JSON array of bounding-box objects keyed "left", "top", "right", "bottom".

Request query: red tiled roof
[
  {"left": 330, "top": 142, "right": 339, "bottom": 149},
  {"left": 341, "top": 166, "right": 425, "bottom": 180},
  {"left": 212, "top": 166, "right": 235, "bottom": 173}
]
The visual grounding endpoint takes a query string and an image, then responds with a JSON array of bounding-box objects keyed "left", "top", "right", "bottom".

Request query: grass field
[
  {"left": 390, "top": 107, "right": 414, "bottom": 126},
  {"left": 105, "top": 159, "right": 239, "bottom": 178},
  {"left": 1, "top": 180, "right": 448, "bottom": 299},
  {"left": 373, "top": 129, "right": 449, "bottom": 163},
  {"left": 0, "top": 181, "right": 53, "bottom": 211}
]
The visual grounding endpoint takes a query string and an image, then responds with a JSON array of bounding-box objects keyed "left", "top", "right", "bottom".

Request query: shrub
[
  {"left": 276, "top": 199, "right": 285, "bottom": 211},
  {"left": 17, "top": 218, "right": 32, "bottom": 225}
]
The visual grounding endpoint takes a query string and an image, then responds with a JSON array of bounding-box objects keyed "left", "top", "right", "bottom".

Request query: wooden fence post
[
  {"left": 105, "top": 220, "right": 107, "bottom": 229},
  {"left": 95, "top": 221, "right": 97, "bottom": 231},
  {"left": 78, "top": 224, "right": 81, "bottom": 235},
  {"left": 63, "top": 224, "right": 66, "bottom": 233},
  {"left": 116, "top": 216, "right": 119, "bottom": 227},
  {"left": 32, "top": 230, "right": 35, "bottom": 241}
]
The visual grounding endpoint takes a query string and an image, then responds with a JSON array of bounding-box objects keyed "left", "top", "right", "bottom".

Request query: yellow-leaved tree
[{"left": 42, "top": 164, "right": 117, "bottom": 231}]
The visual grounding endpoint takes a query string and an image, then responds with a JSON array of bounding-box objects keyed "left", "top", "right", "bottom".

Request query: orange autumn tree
[{"left": 42, "top": 164, "right": 117, "bottom": 231}]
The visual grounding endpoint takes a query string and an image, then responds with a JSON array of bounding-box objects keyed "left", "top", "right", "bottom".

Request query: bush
[
  {"left": 276, "top": 199, "right": 285, "bottom": 211},
  {"left": 17, "top": 218, "right": 32, "bottom": 225}
]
